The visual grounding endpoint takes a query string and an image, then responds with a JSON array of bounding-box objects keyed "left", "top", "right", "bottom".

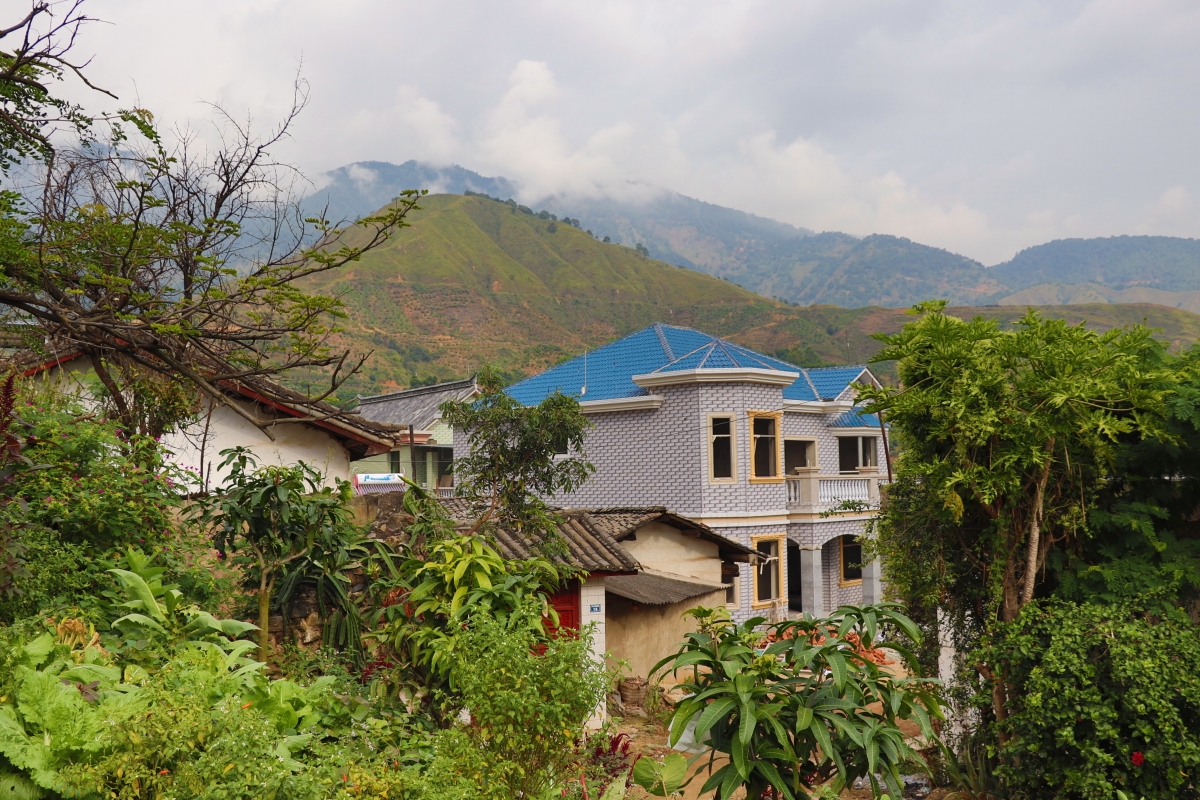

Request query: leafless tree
[{"left": 0, "top": 3, "right": 421, "bottom": 437}]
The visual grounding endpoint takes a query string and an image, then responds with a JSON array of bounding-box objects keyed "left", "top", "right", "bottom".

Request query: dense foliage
[
  {"left": 991, "top": 599, "right": 1200, "bottom": 800},
  {"left": 864, "top": 302, "right": 1200, "bottom": 798},
  {"left": 652, "top": 604, "right": 940, "bottom": 800},
  {"left": 194, "top": 448, "right": 376, "bottom": 662},
  {"left": 439, "top": 367, "right": 593, "bottom": 545}
]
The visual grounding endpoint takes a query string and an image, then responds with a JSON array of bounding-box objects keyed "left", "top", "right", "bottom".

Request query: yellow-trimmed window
[
  {"left": 753, "top": 537, "right": 783, "bottom": 604},
  {"left": 748, "top": 411, "right": 782, "bottom": 482},
  {"left": 840, "top": 535, "right": 863, "bottom": 585}
]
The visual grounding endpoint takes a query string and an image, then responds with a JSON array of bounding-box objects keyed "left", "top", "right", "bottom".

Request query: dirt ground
[{"left": 609, "top": 711, "right": 947, "bottom": 800}]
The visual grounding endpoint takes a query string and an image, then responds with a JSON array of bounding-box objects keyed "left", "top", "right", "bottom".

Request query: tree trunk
[
  {"left": 1020, "top": 441, "right": 1054, "bottom": 607},
  {"left": 258, "top": 573, "right": 272, "bottom": 662}
]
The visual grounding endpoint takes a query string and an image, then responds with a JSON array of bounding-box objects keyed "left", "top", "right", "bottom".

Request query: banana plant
[
  {"left": 108, "top": 566, "right": 256, "bottom": 646},
  {"left": 651, "top": 603, "right": 943, "bottom": 800}
]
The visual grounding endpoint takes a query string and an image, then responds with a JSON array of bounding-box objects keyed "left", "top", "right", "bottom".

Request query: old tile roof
[
  {"left": 438, "top": 499, "right": 640, "bottom": 574},
  {"left": 584, "top": 506, "right": 757, "bottom": 560},
  {"left": 505, "top": 323, "right": 873, "bottom": 406},
  {"left": 605, "top": 571, "right": 728, "bottom": 606},
  {"left": 14, "top": 348, "right": 400, "bottom": 457},
  {"left": 354, "top": 377, "right": 478, "bottom": 431}
]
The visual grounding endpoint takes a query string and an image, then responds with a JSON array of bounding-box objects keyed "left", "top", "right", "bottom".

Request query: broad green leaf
[
  {"left": 794, "top": 705, "right": 814, "bottom": 731},
  {"left": 694, "top": 697, "right": 736, "bottom": 739},
  {"left": 826, "top": 651, "right": 847, "bottom": 688},
  {"left": 108, "top": 569, "right": 166, "bottom": 622},
  {"left": 738, "top": 702, "right": 757, "bottom": 745},
  {"left": 19, "top": 635, "right": 54, "bottom": 669}
]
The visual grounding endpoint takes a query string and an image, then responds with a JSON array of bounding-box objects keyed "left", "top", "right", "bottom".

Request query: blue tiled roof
[
  {"left": 829, "top": 407, "right": 882, "bottom": 428},
  {"left": 808, "top": 366, "right": 871, "bottom": 401},
  {"left": 505, "top": 323, "right": 870, "bottom": 406}
]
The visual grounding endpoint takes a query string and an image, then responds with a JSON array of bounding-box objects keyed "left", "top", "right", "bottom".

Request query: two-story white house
[{"left": 502, "top": 323, "right": 888, "bottom": 622}]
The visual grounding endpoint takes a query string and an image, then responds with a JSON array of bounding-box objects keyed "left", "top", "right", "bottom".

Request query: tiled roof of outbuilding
[
  {"left": 605, "top": 571, "right": 728, "bottom": 606},
  {"left": 437, "top": 499, "right": 640, "bottom": 574},
  {"left": 505, "top": 323, "right": 871, "bottom": 406},
  {"left": 355, "top": 377, "right": 478, "bottom": 431},
  {"left": 585, "top": 507, "right": 756, "bottom": 560}
]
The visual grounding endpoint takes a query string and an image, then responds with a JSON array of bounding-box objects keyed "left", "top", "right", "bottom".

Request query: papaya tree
[{"left": 857, "top": 301, "right": 1173, "bottom": 729}]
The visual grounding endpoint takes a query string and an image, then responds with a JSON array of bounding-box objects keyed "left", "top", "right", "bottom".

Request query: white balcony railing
[{"left": 785, "top": 472, "right": 883, "bottom": 511}]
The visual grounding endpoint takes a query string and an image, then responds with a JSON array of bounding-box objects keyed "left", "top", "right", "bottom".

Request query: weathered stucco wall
[
  {"left": 619, "top": 521, "right": 721, "bottom": 583},
  {"left": 164, "top": 400, "right": 353, "bottom": 490},
  {"left": 605, "top": 587, "right": 727, "bottom": 681}
]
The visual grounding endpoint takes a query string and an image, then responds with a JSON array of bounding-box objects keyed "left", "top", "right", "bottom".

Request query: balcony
[{"left": 785, "top": 470, "right": 886, "bottom": 513}]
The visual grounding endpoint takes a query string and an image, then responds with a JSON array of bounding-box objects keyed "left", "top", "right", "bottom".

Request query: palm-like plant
[{"left": 652, "top": 603, "right": 942, "bottom": 799}]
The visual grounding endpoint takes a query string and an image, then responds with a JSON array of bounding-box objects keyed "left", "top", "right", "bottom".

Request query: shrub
[
  {"left": 444, "top": 603, "right": 610, "bottom": 799},
  {"left": 992, "top": 599, "right": 1200, "bottom": 800},
  {"left": 651, "top": 604, "right": 941, "bottom": 799}
]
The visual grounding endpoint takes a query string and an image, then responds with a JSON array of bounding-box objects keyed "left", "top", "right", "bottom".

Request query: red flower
[{"left": 1132, "top": 751, "right": 1145, "bottom": 767}]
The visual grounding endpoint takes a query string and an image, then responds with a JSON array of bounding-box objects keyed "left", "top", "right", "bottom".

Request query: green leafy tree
[
  {"left": 441, "top": 603, "right": 609, "bottom": 799},
  {"left": 651, "top": 604, "right": 941, "bottom": 800},
  {"left": 370, "top": 522, "right": 561, "bottom": 716},
  {"left": 858, "top": 302, "right": 1172, "bottom": 725},
  {"left": 195, "top": 447, "right": 362, "bottom": 661},
  {"left": 439, "top": 365, "right": 593, "bottom": 548},
  {"left": 0, "top": 2, "right": 113, "bottom": 172}
]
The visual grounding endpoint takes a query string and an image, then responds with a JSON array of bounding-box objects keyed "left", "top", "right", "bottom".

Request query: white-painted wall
[{"left": 163, "top": 399, "right": 354, "bottom": 491}]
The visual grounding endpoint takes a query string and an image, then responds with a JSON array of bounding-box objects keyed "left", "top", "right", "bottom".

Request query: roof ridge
[
  {"left": 652, "top": 322, "right": 675, "bottom": 361},
  {"left": 358, "top": 376, "right": 477, "bottom": 404},
  {"left": 800, "top": 367, "right": 821, "bottom": 399}
]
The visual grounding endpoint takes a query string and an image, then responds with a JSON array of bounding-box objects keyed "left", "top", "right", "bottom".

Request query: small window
[
  {"left": 784, "top": 440, "right": 815, "bottom": 474},
  {"left": 721, "top": 562, "right": 740, "bottom": 606},
  {"left": 752, "top": 416, "right": 777, "bottom": 478},
  {"left": 839, "top": 436, "right": 879, "bottom": 472},
  {"left": 755, "top": 539, "right": 781, "bottom": 602},
  {"left": 861, "top": 437, "right": 878, "bottom": 468},
  {"left": 552, "top": 434, "right": 569, "bottom": 455},
  {"left": 710, "top": 417, "right": 734, "bottom": 480},
  {"left": 388, "top": 450, "right": 401, "bottom": 473},
  {"left": 840, "top": 536, "right": 863, "bottom": 584}
]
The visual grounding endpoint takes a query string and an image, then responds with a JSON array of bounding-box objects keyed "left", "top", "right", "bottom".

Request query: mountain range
[
  {"left": 292, "top": 191, "right": 1200, "bottom": 399},
  {"left": 305, "top": 161, "right": 1200, "bottom": 313}
]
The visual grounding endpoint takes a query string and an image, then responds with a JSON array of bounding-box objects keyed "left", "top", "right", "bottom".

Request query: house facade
[
  {"left": 350, "top": 377, "right": 478, "bottom": 496},
  {"left": 503, "top": 323, "right": 887, "bottom": 622},
  {"left": 17, "top": 351, "right": 398, "bottom": 490}
]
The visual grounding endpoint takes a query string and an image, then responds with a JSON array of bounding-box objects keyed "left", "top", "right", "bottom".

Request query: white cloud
[{"left": 59, "top": 0, "right": 1200, "bottom": 263}]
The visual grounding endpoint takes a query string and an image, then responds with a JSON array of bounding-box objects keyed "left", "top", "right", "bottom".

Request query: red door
[{"left": 546, "top": 579, "right": 581, "bottom": 635}]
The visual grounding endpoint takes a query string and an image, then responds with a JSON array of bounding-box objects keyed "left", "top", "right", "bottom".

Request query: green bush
[
  {"left": 7, "top": 402, "right": 180, "bottom": 549},
  {"left": 993, "top": 599, "right": 1200, "bottom": 799},
  {"left": 443, "top": 604, "right": 609, "bottom": 799}
]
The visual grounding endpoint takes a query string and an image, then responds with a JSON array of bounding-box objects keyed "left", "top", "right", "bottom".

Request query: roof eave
[
  {"left": 783, "top": 399, "right": 855, "bottom": 413},
  {"left": 579, "top": 395, "right": 664, "bottom": 414},
  {"left": 632, "top": 367, "right": 799, "bottom": 389}
]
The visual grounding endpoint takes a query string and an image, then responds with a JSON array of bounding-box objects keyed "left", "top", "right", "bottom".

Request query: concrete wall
[
  {"left": 619, "top": 521, "right": 721, "bottom": 583},
  {"left": 605, "top": 587, "right": 727, "bottom": 681},
  {"left": 163, "top": 399, "right": 353, "bottom": 491}
]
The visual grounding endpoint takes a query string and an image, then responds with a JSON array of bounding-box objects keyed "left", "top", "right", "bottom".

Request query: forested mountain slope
[{"left": 294, "top": 193, "right": 1200, "bottom": 399}]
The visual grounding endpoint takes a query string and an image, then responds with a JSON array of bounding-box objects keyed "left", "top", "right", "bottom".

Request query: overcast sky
[{"left": 52, "top": 0, "right": 1200, "bottom": 264}]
